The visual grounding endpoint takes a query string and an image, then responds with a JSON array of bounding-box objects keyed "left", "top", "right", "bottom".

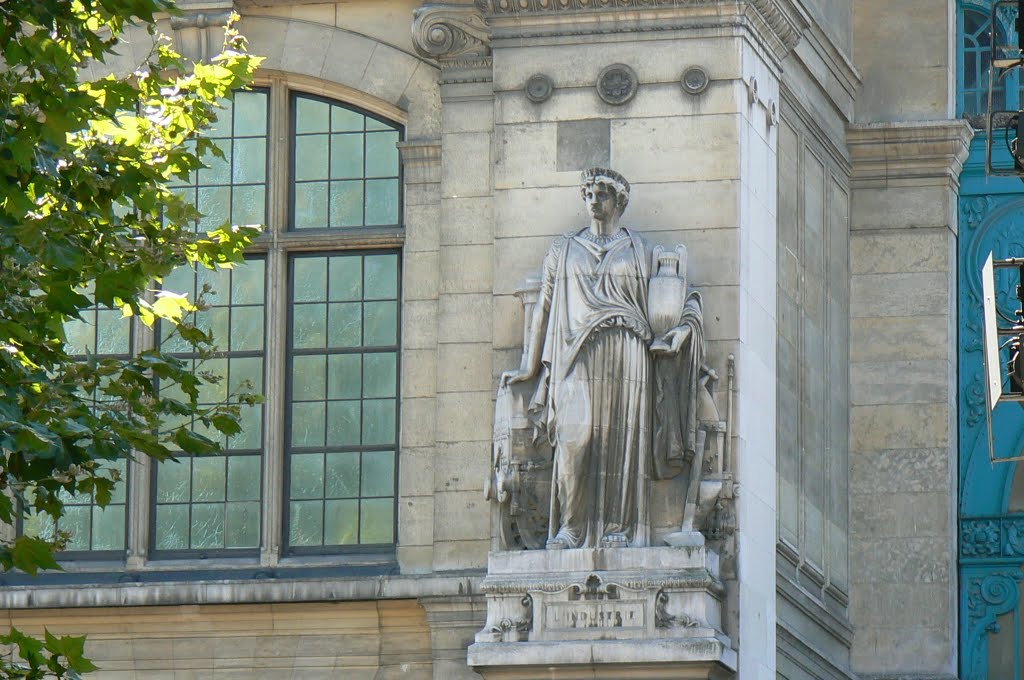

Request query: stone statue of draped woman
[{"left": 501, "top": 168, "right": 704, "bottom": 549}]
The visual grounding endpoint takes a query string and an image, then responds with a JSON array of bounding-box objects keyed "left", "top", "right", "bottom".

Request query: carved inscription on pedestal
[{"left": 545, "top": 601, "right": 645, "bottom": 632}]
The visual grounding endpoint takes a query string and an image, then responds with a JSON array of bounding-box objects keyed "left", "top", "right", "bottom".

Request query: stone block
[
  {"left": 851, "top": 359, "right": 951, "bottom": 406},
  {"left": 401, "top": 397, "right": 436, "bottom": 448},
  {"left": 851, "top": 228, "right": 951, "bottom": 274},
  {"left": 850, "top": 272, "right": 951, "bottom": 318},
  {"left": 280, "top": 20, "right": 334, "bottom": 80},
  {"left": 436, "top": 390, "right": 493, "bottom": 443},
  {"left": 849, "top": 447, "right": 949, "bottom": 495},
  {"left": 494, "top": 189, "right": 585, "bottom": 240},
  {"left": 442, "top": 133, "right": 493, "bottom": 198},
  {"left": 402, "top": 348, "right": 437, "bottom": 400},
  {"left": 318, "top": 27, "right": 375, "bottom": 94},
  {"left": 437, "top": 343, "right": 495, "bottom": 393},
  {"left": 628, "top": 181, "right": 740, "bottom": 232},
  {"left": 404, "top": 250, "right": 439, "bottom": 302},
  {"left": 494, "top": 123, "right": 561, "bottom": 190},
  {"left": 439, "top": 244, "right": 493, "bottom": 294},
  {"left": 434, "top": 441, "right": 490, "bottom": 493},
  {"left": 850, "top": 315, "right": 950, "bottom": 362},
  {"left": 697, "top": 285, "right": 740, "bottom": 341},
  {"left": 850, "top": 403, "right": 950, "bottom": 451},
  {"left": 437, "top": 293, "right": 493, "bottom": 344},
  {"left": 433, "top": 539, "right": 490, "bottom": 571},
  {"left": 358, "top": 44, "right": 420, "bottom": 108},
  {"left": 556, "top": 119, "right": 611, "bottom": 171},
  {"left": 398, "top": 545, "right": 435, "bottom": 574},
  {"left": 399, "top": 495, "right": 435, "bottom": 548},
  {"left": 611, "top": 115, "right": 741, "bottom": 184},
  {"left": 441, "top": 197, "right": 494, "bottom": 245},
  {"left": 402, "top": 62, "right": 443, "bottom": 139},
  {"left": 493, "top": 294, "right": 526, "bottom": 351},
  {"left": 403, "top": 299, "right": 439, "bottom": 349},
  {"left": 237, "top": 17, "right": 286, "bottom": 71},
  {"left": 399, "top": 446, "right": 436, "bottom": 498},
  {"left": 850, "top": 186, "right": 954, "bottom": 231}
]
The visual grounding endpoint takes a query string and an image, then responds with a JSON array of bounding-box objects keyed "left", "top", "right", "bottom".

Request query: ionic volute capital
[{"left": 412, "top": 4, "right": 491, "bottom": 62}]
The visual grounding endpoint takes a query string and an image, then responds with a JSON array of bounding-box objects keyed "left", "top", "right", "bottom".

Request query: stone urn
[{"left": 647, "top": 245, "right": 688, "bottom": 337}]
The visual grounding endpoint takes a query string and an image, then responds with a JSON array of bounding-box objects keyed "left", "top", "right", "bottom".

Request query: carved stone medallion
[
  {"left": 525, "top": 74, "right": 555, "bottom": 103},
  {"left": 680, "top": 66, "right": 709, "bottom": 95},
  {"left": 596, "top": 64, "right": 638, "bottom": 105}
]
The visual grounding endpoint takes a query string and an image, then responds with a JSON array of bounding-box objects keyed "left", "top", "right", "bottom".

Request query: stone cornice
[
  {"left": 474, "top": 0, "right": 809, "bottom": 61},
  {"left": 848, "top": 120, "right": 975, "bottom": 191}
]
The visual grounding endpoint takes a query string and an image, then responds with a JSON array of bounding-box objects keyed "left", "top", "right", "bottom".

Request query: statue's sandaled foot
[
  {"left": 600, "top": 532, "right": 628, "bottom": 548},
  {"left": 546, "top": 536, "right": 569, "bottom": 550}
]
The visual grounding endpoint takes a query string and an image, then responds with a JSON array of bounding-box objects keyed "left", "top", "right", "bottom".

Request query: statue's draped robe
[{"left": 529, "top": 228, "right": 703, "bottom": 548}]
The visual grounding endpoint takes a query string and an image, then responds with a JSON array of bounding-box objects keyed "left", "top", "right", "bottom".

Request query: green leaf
[{"left": 8, "top": 535, "right": 63, "bottom": 575}]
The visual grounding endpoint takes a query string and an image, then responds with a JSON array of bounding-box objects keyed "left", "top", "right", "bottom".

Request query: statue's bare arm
[{"left": 499, "top": 238, "right": 561, "bottom": 388}]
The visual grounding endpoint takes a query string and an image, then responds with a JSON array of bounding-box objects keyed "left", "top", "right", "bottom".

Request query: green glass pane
[
  {"left": 159, "top": 322, "right": 190, "bottom": 354},
  {"left": 229, "top": 356, "right": 263, "bottom": 394},
  {"left": 294, "top": 181, "right": 328, "bottom": 229},
  {"left": 330, "top": 134, "right": 363, "bottom": 179},
  {"left": 291, "top": 401, "right": 326, "bottom": 447},
  {"left": 363, "top": 353, "right": 397, "bottom": 398},
  {"left": 364, "top": 254, "right": 398, "bottom": 300},
  {"left": 168, "top": 186, "right": 198, "bottom": 231},
  {"left": 107, "top": 459, "right": 127, "bottom": 504},
  {"left": 365, "top": 117, "right": 393, "bottom": 132},
  {"left": 197, "top": 357, "right": 229, "bottom": 405},
  {"left": 228, "top": 404, "right": 263, "bottom": 451},
  {"left": 154, "top": 505, "right": 189, "bottom": 550},
  {"left": 362, "top": 399, "right": 396, "bottom": 446},
  {"left": 296, "top": 97, "right": 330, "bottom": 133},
  {"left": 209, "top": 98, "right": 233, "bottom": 137},
  {"left": 324, "top": 499, "right": 359, "bottom": 545},
  {"left": 329, "top": 255, "right": 362, "bottom": 301},
  {"left": 292, "top": 354, "right": 326, "bottom": 401},
  {"left": 328, "top": 354, "right": 361, "bottom": 400},
  {"left": 293, "top": 257, "right": 327, "bottom": 302},
  {"left": 198, "top": 184, "right": 231, "bottom": 231},
  {"left": 64, "top": 317, "right": 92, "bottom": 355},
  {"left": 289, "top": 500, "right": 323, "bottom": 546},
  {"left": 230, "top": 306, "right": 264, "bottom": 352},
  {"left": 325, "top": 452, "right": 360, "bottom": 498},
  {"left": 292, "top": 303, "right": 327, "bottom": 349},
  {"left": 359, "top": 498, "right": 394, "bottom": 544},
  {"left": 91, "top": 505, "right": 125, "bottom": 551},
  {"left": 328, "top": 302, "right": 362, "bottom": 348},
  {"left": 198, "top": 140, "right": 232, "bottom": 185},
  {"left": 95, "top": 309, "right": 128, "bottom": 354},
  {"left": 197, "top": 266, "right": 231, "bottom": 304},
  {"left": 225, "top": 501, "right": 260, "bottom": 548},
  {"left": 61, "top": 505, "right": 91, "bottom": 551},
  {"left": 227, "top": 455, "right": 261, "bottom": 502},
  {"left": 233, "top": 91, "right": 267, "bottom": 136},
  {"left": 191, "top": 503, "right": 226, "bottom": 549},
  {"left": 233, "top": 137, "right": 267, "bottom": 184},
  {"left": 365, "top": 131, "right": 399, "bottom": 178},
  {"left": 23, "top": 513, "right": 55, "bottom": 542},
  {"left": 331, "top": 106, "right": 364, "bottom": 132},
  {"left": 163, "top": 265, "right": 195, "bottom": 297},
  {"left": 156, "top": 460, "right": 191, "bottom": 503},
  {"left": 329, "top": 180, "right": 363, "bottom": 228},
  {"left": 362, "top": 450, "right": 395, "bottom": 497},
  {"left": 231, "top": 184, "right": 265, "bottom": 226},
  {"left": 295, "top": 134, "right": 329, "bottom": 181},
  {"left": 231, "top": 260, "right": 265, "bottom": 305},
  {"left": 192, "top": 455, "right": 226, "bottom": 502},
  {"left": 327, "top": 400, "right": 361, "bottom": 447},
  {"left": 58, "top": 486, "right": 85, "bottom": 506},
  {"left": 195, "top": 307, "right": 229, "bottom": 352},
  {"left": 363, "top": 301, "right": 397, "bottom": 346},
  {"left": 289, "top": 452, "right": 324, "bottom": 500},
  {"left": 364, "top": 179, "right": 399, "bottom": 226}
]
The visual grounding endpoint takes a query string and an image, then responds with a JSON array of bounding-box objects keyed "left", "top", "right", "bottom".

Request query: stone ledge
[
  {"left": 0, "top": 571, "right": 485, "bottom": 610},
  {"left": 468, "top": 638, "right": 737, "bottom": 679},
  {"left": 848, "top": 120, "right": 974, "bottom": 190}
]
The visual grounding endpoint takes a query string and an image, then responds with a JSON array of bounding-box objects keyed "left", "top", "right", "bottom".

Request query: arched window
[
  {"left": 30, "top": 83, "right": 405, "bottom": 561},
  {"left": 962, "top": 7, "right": 1007, "bottom": 117}
]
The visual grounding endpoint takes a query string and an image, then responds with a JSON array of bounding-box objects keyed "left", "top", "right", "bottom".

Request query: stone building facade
[{"left": 0, "top": 0, "right": 983, "bottom": 678}]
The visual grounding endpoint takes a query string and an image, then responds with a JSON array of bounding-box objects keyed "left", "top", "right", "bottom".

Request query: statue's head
[{"left": 580, "top": 167, "right": 630, "bottom": 216}]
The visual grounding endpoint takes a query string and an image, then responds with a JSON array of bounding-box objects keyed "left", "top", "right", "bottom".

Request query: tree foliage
[{"left": 0, "top": 0, "right": 262, "bottom": 676}]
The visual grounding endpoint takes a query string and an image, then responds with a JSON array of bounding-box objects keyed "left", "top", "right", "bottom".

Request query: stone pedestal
[{"left": 467, "top": 547, "right": 736, "bottom": 679}]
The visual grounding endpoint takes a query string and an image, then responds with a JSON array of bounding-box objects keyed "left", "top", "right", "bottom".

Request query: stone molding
[
  {"left": 791, "top": 21, "right": 860, "bottom": 122},
  {"left": 776, "top": 560, "right": 853, "bottom": 647},
  {"left": 847, "top": 120, "right": 974, "bottom": 191},
  {"left": 476, "top": 0, "right": 808, "bottom": 61},
  {"left": 0, "top": 573, "right": 484, "bottom": 610},
  {"left": 398, "top": 139, "right": 443, "bottom": 185},
  {"left": 777, "top": 625, "right": 858, "bottom": 680},
  {"left": 170, "top": 8, "right": 235, "bottom": 62}
]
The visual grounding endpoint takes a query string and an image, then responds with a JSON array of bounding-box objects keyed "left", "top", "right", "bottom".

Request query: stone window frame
[{"left": 12, "top": 72, "right": 409, "bottom": 574}]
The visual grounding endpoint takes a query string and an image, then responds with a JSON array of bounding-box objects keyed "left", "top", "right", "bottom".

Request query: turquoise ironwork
[{"left": 959, "top": 3, "right": 1024, "bottom": 678}]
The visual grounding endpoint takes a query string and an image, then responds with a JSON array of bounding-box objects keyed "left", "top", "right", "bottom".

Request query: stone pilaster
[
  {"left": 420, "top": 595, "right": 488, "bottom": 680},
  {"left": 846, "top": 120, "right": 972, "bottom": 678}
]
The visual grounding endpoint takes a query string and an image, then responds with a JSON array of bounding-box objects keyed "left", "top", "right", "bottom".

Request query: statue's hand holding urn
[{"left": 648, "top": 245, "right": 690, "bottom": 354}]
